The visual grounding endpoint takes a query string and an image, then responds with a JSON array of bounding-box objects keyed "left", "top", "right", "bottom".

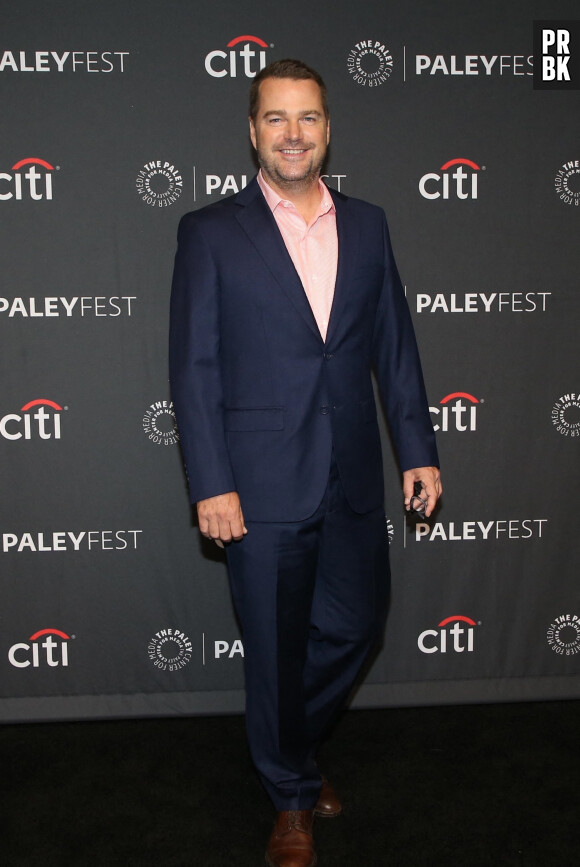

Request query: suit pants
[{"left": 225, "top": 456, "right": 391, "bottom": 811}]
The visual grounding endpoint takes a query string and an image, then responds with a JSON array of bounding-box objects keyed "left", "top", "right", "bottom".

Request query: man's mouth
[{"left": 279, "top": 148, "right": 308, "bottom": 154}]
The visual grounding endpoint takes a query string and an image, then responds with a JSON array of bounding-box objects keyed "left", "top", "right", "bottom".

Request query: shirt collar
[{"left": 257, "top": 170, "right": 335, "bottom": 218}]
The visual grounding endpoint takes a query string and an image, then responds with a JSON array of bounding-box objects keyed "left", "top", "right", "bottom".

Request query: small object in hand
[
  {"left": 214, "top": 539, "right": 224, "bottom": 549},
  {"left": 409, "top": 481, "right": 428, "bottom": 518}
]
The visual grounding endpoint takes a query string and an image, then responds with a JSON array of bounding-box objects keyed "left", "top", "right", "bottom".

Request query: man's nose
[{"left": 285, "top": 119, "right": 301, "bottom": 141}]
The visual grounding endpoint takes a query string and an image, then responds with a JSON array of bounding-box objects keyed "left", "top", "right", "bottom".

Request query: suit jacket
[{"left": 169, "top": 176, "right": 438, "bottom": 522}]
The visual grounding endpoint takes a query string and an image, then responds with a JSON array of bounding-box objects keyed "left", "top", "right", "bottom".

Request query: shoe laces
[{"left": 285, "top": 810, "right": 309, "bottom": 831}]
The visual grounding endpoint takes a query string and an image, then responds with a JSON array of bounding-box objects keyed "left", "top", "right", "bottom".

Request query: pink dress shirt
[{"left": 257, "top": 170, "right": 338, "bottom": 341}]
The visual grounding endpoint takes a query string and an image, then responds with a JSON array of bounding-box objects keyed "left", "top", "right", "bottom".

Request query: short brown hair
[{"left": 249, "top": 59, "right": 329, "bottom": 121}]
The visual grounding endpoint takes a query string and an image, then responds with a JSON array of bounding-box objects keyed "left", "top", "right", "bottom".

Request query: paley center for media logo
[
  {"left": 142, "top": 400, "right": 179, "bottom": 446},
  {"left": 0, "top": 157, "right": 57, "bottom": 201},
  {"left": 8, "top": 628, "right": 72, "bottom": 668},
  {"left": 148, "top": 628, "right": 192, "bottom": 671},
  {"left": 546, "top": 614, "right": 580, "bottom": 656},
  {"left": 554, "top": 160, "right": 580, "bottom": 206},
  {"left": 205, "top": 35, "right": 270, "bottom": 78},
  {"left": 136, "top": 160, "right": 182, "bottom": 208},
  {"left": 551, "top": 393, "right": 580, "bottom": 437},
  {"left": 419, "top": 158, "right": 484, "bottom": 200},
  {"left": 418, "top": 615, "right": 479, "bottom": 654},
  {"left": 0, "top": 398, "right": 65, "bottom": 441},
  {"left": 347, "top": 39, "right": 394, "bottom": 87},
  {"left": 345, "top": 41, "right": 534, "bottom": 83},
  {"left": 533, "top": 21, "right": 580, "bottom": 90}
]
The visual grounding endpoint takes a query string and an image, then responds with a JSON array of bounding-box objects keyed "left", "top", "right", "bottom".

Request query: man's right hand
[{"left": 196, "top": 492, "right": 247, "bottom": 545}]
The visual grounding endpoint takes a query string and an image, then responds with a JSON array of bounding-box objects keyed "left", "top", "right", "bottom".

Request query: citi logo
[
  {"left": 8, "top": 628, "right": 71, "bottom": 668},
  {"left": 430, "top": 392, "right": 480, "bottom": 432},
  {"left": 0, "top": 157, "right": 55, "bottom": 201},
  {"left": 418, "top": 615, "right": 477, "bottom": 654},
  {"left": 0, "top": 398, "right": 64, "bottom": 440},
  {"left": 419, "top": 158, "right": 483, "bottom": 200},
  {"left": 205, "top": 35, "right": 269, "bottom": 78}
]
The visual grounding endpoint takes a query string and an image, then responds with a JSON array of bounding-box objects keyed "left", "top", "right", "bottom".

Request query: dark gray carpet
[{"left": 2, "top": 701, "right": 579, "bottom": 865}]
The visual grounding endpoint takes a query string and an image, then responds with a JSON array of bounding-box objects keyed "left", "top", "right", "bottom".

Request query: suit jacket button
[
  {"left": 323, "top": 352, "right": 333, "bottom": 360},
  {"left": 320, "top": 405, "right": 330, "bottom": 415}
]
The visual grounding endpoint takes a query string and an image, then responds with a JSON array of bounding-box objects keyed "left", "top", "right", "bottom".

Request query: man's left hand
[{"left": 403, "top": 467, "right": 442, "bottom": 518}]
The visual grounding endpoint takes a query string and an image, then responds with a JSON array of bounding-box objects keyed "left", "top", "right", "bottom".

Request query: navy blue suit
[{"left": 170, "top": 177, "right": 438, "bottom": 809}]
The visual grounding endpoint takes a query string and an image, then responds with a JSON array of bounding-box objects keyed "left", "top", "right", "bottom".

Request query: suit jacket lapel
[
  {"left": 325, "top": 188, "right": 360, "bottom": 346},
  {"left": 234, "top": 179, "right": 321, "bottom": 341}
]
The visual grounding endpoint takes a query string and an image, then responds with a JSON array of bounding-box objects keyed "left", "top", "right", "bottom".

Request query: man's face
[{"left": 249, "top": 77, "right": 330, "bottom": 192}]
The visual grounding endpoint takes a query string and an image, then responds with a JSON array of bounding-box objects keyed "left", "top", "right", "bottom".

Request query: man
[{"left": 170, "top": 59, "right": 441, "bottom": 867}]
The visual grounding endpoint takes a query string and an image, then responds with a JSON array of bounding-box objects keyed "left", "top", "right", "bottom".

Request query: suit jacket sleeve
[
  {"left": 169, "top": 212, "right": 236, "bottom": 504},
  {"left": 372, "top": 212, "right": 439, "bottom": 472}
]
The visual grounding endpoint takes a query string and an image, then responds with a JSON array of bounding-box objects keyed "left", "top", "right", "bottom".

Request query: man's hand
[
  {"left": 403, "top": 467, "right": 442, "bottom": 519},
  {"left": 196, "top": 492, "right": 247, "bottom": 545}
]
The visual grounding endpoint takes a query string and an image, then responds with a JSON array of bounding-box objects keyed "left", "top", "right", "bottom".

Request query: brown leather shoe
[
  {"left": 314, "top": 777, "right": 342, "bottom": 818},
  {"left": 265, "top": 809, "right": 316, "bottom": 867}
]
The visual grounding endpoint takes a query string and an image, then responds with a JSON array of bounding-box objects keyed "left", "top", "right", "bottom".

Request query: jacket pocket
[{"left": 224, "top": 407, "right": 285, "bottom": 431}]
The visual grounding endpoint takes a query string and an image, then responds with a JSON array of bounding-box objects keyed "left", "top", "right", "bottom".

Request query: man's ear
[
  {"left": 249, "top": 117, "right": 257, "bottom": 150},
  {"left": 326, "top": 119, "right": 331, "bottom": 146}
]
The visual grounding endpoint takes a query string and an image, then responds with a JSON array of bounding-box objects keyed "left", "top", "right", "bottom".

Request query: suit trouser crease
[{"left": 226, "top": 458, "right": 391, "bottom": 811}]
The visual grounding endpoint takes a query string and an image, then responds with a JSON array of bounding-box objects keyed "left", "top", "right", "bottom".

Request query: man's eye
[
  {"left": 268, "top": 117, "right": 283, "bottom": 124},
  {"left": 302, "top": 116, "right": 317, "bottom": 123}
]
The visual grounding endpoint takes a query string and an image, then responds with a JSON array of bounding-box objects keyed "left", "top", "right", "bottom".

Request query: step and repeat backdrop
[{"left": 1, "top": 0, "right": 579, "bottom": 722}]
